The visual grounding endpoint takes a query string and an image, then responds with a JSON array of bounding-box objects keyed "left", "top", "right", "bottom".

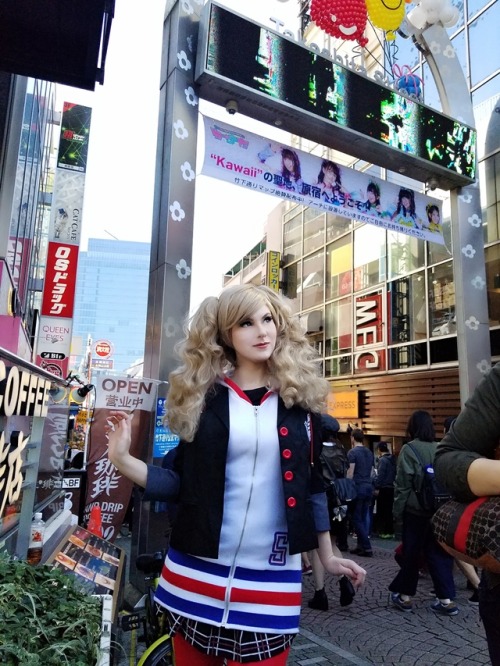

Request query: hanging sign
[{"left": 202, "top": 116, "right": 445, "bottom": 245}]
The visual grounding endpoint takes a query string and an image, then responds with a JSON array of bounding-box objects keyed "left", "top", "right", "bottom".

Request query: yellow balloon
[{"left": 366, "top": 0, "right": 406, "bottom": 32}]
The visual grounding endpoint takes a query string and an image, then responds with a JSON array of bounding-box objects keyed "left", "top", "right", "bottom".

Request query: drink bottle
[{"left": 27, "top": 513, "right": 45, "bottom": 565}]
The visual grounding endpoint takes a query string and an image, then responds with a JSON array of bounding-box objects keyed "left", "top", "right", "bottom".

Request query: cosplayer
[{"left": 107, "top": 284, "right": 365, "bottom": 665}]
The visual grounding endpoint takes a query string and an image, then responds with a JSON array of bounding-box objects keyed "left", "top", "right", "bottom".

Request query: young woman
[
  {"left": 363, "top": 182, "right": 382, "bottom": 216},
  {"left": 391, "top": 188, "right": 419, "bottom": 228},
  {"left": 316, "top": 159, "right": 349, "bottom": 204},
  {"left": 280, "top": 148, "right": 303, "bottom": 193},
  {"left": 106, "top": 284, "right": 365, "bottom": 665}
]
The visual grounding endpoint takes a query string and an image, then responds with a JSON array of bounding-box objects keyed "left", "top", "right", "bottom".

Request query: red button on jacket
[
  {"left": 287, "top": 497, "right": 297, "bottom": 508},
  {"left": 282, "top": 449, "right": 292, "bottom": 459},
  {"left": 280, "top": 427, "right": 288, "bottom": 436},
  {"left": 284, "top": 470, "right": 294, "bottom": 481}
]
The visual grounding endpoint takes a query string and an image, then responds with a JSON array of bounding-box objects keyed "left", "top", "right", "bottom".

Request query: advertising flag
[{"left": 202, "top": 116, "right": 445, "bottom": 246}]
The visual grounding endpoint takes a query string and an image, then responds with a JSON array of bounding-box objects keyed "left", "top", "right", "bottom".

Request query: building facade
[
  {"left": 225, "top": 0, "right": 499, "bottom": 447},
  {"left": 71, "top": 238, "right": 150, "bottom": 377}
]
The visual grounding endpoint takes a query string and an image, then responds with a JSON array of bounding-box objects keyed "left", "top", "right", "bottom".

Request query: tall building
[
  {"left": 224, "top": 0, "right": 500, "bottom": 445},
  {"left": 71, "top": 238, "right": 150, "bottom": 376}
]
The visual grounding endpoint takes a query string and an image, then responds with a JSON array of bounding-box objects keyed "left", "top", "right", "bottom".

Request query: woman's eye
[
  {"left": 264, "top": 316, "right": 273, "bottom": 323},
  {"left": 240, "top": 320, "right": 252, "bottom": 327}
]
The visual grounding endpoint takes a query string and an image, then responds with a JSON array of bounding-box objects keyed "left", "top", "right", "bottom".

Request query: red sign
[
  {"left": 41, "top": 242, "right": 79, "bottom": 318},
  {"left": 95, "top": 340, "right": 112, "bottom": 358}
]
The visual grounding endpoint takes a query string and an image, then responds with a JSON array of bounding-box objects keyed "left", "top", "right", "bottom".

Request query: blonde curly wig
[{"left": 166, "top": 284, "right": 329, "bottom": 441}]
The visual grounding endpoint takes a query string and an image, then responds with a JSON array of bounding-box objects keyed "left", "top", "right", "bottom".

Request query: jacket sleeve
[
  {"left": 310, "top": 412, "right": 331, "bottom": 532},
  {"left": 142, "top": 464, "right": 180, "bottom": 502},
  {"left": 435, "top": 363, "right": 500, "bottom": 502},
  {"left": 392, "top": 447, "right": 414, "bottom": 522}
]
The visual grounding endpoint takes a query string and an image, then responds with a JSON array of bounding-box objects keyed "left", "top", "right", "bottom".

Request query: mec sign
[{"left": 95, "top": 340, "right": 112, "bottom": 359}]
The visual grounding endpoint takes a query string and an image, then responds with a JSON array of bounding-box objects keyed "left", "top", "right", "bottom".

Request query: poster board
[{"left": 46, "top": 525, "right": 125, "bottom": 622}]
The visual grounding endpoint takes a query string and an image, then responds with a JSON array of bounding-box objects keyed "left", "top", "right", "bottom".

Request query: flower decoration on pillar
[
  {"left": 310, "top": 0, "right": 368, "bottom": 47},
  {"left": 365, "top": 0, "right": 410, "bottom": 41}
]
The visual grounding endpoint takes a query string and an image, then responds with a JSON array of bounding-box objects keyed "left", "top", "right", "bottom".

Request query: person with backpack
[
  {"left": 373, "top": 442, "right": 396, "bottom": 538},
  {"left": 307, "top": 416, "right": 355, "bottom": 611},
  {"left": 388, "top": 410, "right": 457, "bottom": 615}
]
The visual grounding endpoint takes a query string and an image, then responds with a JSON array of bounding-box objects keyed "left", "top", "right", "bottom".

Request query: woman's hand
[
  {"left": 105, "top": 411, "right": 133, "bottom": 466},
  {"left": 323, "top": 555, "right": 366, "bottom": 588},
  {"left": 105, "top": 411, "right": 148, "bottom": 488}
]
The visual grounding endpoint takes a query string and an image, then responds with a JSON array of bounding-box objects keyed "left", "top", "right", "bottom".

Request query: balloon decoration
[
  {"left": 392, "top": 64, "right": 423, "bottom": 99},
  {"left": 407, "top": 0, "right": 460, "bottom": 30},
  {"left": 365, "top": 0, "right": 411, "bottom": 40},
  {"left": 310, "top": 0, "right": 369, "bottom": 47}
]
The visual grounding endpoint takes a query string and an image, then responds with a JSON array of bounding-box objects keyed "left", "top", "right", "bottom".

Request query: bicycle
[{"left": 119, "top": 551, "right": 173, "bottom": 665}]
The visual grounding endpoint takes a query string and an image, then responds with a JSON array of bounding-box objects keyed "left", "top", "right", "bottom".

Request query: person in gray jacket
[
  {"left": 388, "top": 410, "right": 456, "bottom": 615},
  {"left": 436, "top": 363, "right": 500, "bottom": 665}
]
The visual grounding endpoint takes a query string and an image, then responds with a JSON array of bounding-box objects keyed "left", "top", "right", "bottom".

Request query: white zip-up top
[{"left": 154, "top": 379, "right": 302, "bottom": 633}]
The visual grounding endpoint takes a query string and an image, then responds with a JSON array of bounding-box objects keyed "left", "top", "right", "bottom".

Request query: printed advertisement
[
  {"left": 202, "top": 116, "right": 445, "bottom": 246},
  {"left": 84, "top": 375, "right": 161, "bottom": 540}
]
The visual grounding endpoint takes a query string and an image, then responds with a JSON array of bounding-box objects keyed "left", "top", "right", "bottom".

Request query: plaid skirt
[{"left": 165, "top": 611, "right": 295, "bottom": 663}]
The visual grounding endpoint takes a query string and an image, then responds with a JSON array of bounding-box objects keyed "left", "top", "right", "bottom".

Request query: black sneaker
[
  {"left": 430, "top": 600, "right": 459, "bottom": 616},
  {"left": 390, "top": 592, "right": 413, "bottom": 612}
]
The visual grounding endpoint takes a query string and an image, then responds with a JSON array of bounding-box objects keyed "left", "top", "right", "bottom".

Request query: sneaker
[
  {"left": 308, "top": 587, "right": 329, "bottom": 611},
  {"left": 302, "top": 565, "right": 313, "bottom": 576},
  {"left": 350, "top": 547, "right": 373, "bottom": 557},
  {"left": 430, "top": 600, "right": 459, "bottom": 616},
  {"left": 390, "top": 593, "right": 413, "bottom": 612},
  {"left": 468, "top": 590, "right": 479, "bottom": 605}
]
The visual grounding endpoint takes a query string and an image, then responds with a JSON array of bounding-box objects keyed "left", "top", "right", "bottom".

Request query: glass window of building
[
  {"left": 388, "top": 272, "right": 427, "bottom": 344},
  {"left": 284, "top": 261, "right": 302, "bottom": 312},
  {"left": 326, "top": 235, "right": 352, "bottom": 301},
  {"left": 469, "top": 2, "right": 500, "bottom": 86},
  {"left": 480, "top": 154, "right": 500, "bottom": 243},
  {"left": 427, "top": 214, "right": 453, "bottom": 265},
  {"left": 353, "top": 225, "right": 386, "bottom": 291},
  {"left": 450, "top": 0, "right": 465, "bottom": 30},
  {"left": 326, "top": 212, "right": 352, "bottom": 241},
  {"left": 389, "top": 343, "right": 428, "bottom": 370},
  {"left": 486, "top": 244, "right": 500, "bottom": 326},
  {"left": 325, "top": 355, "right": 352, "bottom": 378},
  {"left": 304, "top": 209, "right": 325, "bottom": 254},
  {"left": 283, "top": 211, "right": 302, "bottom": 262},
  {"left": 450, "top": 29, "right": 468, "bottom": 81},
  {"left": 388, "top": 231, "right": 425, "bottom": 279},
  {"left": 428, "top": 261, "right": 456, "bottom": 337},
  {"left": 325, "top": 297, "right": 352, "bottom": 356},
  {"left": 423, "top": 63, "right": 442, "bottom": 110},
  {"left": 301, "top": 249, "right": 324, "bottom": 310}
]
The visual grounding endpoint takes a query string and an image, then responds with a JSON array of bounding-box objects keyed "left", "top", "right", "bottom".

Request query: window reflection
[
  {"left": 470, "top": 2, "right": 500, "bottom": 86},
  {"left": 389, "top": 343, "right": 428, "bottom": 369},
  {"left": 486, "top": 245, "right": 500, "bottom": 327},
  {"left": 325, "top": 355, "right": 352, "bottom": 378},
  {"left": 428, "top": 262, "right": 456, "bottom": 337},
  {"left": 326, "top": 236, "right": 352, "bottom": 300},
  {"left": 300, "top": 249, "right": 324, "bottom": 310},
  {"left": 353, "top": 225, "right": 386, "bottom": 291},
  {"left": 325, "top": 298, "right": 352, "bottom": 356},
  {"left": 388, "top": 273, "right": 427, "bottom": 343},
  {"left": 304, "top": 210, "right": 325, "bottom": 254},
  {"left": 388, "top": 231, "right": 425, "bottom": 279},
  {"left": 283, "top": 213, "right": 302, "bottom": 262}
]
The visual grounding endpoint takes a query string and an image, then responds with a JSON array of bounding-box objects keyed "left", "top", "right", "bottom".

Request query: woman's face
[
  {"left": 283, "top": 156, "right": 294, "bottom": 172},
  {"left": 367, "top": 189, "right": 377, "bottom": 204},
  {"left": 431, "top": 209, "right": 440, "bottom": 224},
  {"left": 402, "top": 196, "right": 411, "bottom": 209},
  {"left": 229, "top": 305, "right": 277, "bottom": 368},
  {"left": 323, "top": 167, "right": 335, "bottom": 185}
]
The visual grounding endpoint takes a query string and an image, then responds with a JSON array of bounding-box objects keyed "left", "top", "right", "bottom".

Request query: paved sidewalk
[
  {"left": 295, "top": 537, "right": 489, "bottom": 666},
  {"left": 114, "top": 535, "right": 491, "bottom": 665}
]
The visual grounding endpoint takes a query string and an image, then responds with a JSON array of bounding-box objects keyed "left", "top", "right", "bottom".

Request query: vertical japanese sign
[
  {"left": 266, "top": 251, "right": 281, "bottom": 293},
  {"left": 84, "top": 375, "right": 160, "bottom": 541},
  {"left": 153, "top": 397, "right": 180, "bottom": 458},
  {"left": 36, "top": 103, "right": 92, "bottom": 379}
]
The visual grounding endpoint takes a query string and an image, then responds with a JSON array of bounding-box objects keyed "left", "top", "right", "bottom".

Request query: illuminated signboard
[{"left": 195, "top": 2, "right": 476, "bottom": 190}]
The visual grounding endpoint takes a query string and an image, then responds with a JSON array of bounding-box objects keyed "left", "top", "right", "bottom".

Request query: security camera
[
  {"left": 225, "top": 99, "right": 238, "bottom": 115},
  {"left": 427, "top": 176, "right": 439, "bottom": 191}
]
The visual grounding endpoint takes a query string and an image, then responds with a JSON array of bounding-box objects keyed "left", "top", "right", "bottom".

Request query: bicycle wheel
[{"left": 138, "top": 634, "right": 173, "bottom": 666}]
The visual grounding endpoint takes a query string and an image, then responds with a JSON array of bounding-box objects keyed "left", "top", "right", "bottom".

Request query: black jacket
[{"left": 144, "top": 384, "right": 328, "bottom": 557}]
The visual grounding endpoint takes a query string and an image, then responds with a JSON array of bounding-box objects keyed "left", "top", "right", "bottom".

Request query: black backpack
[{"left": 408, "top": 443, "right": 452, "bottom": 514}]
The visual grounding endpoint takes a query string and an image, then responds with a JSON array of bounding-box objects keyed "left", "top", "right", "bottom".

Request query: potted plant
[{"left": 0, "top": 552, "right": 111, "bottom": 665}]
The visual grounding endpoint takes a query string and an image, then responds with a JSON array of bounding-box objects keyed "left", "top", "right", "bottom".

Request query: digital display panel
[{"left": 199, "top": 3, "right": 476, "bottom": 186}]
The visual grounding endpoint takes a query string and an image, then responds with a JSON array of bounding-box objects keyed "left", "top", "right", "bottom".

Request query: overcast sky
[{"left": 56, "top": 0, "right": 301, "bottom": 311}]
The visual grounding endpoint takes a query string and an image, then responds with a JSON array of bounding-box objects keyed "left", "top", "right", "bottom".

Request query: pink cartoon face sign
[{"left": 310, "top": 0, "right": 368, "bottom": 47}]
